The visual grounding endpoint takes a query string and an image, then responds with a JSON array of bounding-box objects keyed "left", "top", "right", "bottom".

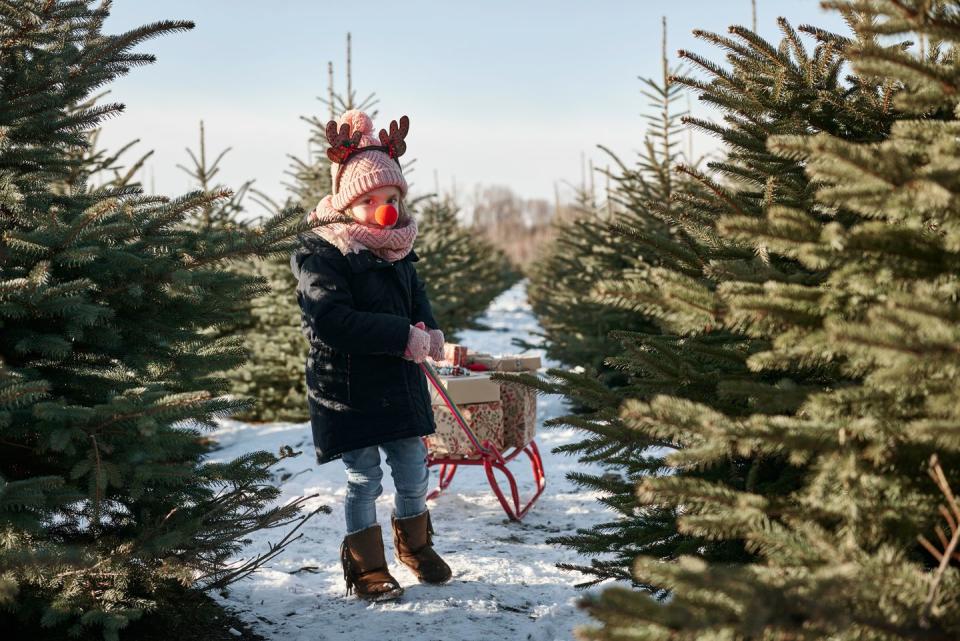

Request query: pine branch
[{"left": 918, "top": 453, "right": 960, "bottom": 624}]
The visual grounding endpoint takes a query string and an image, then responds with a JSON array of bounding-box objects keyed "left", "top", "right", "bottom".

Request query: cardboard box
[
  {"left": 426, "top": 400, "right": 504, "bottom": 457},
  {"left": 428, "top": 371, "right": 500, "bottom": 405}
]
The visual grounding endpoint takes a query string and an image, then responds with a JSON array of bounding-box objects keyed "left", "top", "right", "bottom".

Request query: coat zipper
[{"left": 346, "top": 353, "right": 351, "bottom": 402}]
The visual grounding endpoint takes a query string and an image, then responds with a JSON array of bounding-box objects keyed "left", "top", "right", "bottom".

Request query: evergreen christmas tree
[
  {"left": 515, "top": 10, "right": 899, "bottom": 592},
  {"left": 573, "top": 2, "right": 960, "bottom": 639},
  {"left": 523, "top": 17, "right": 708, "bottom": 385},
  {"left": 524, "top": 167, "right": 647, "bottom": 382},
  {"left": 278, "top": 41, "right": 376, "bottom": 216},
  {"left": 176, "top": 119, "right": 256, "bottom": 233},
  {"left": 0, "top": 3, "right": 326, "bottom": 638},
  {"left": 199, "top": 27, "right": 518, "bottom": 422},
  {"left": 516, "top": 18, "right": 768, "bottom": 587},
  {"left": 174, "top": 118, "right": 305, "bottom": 423},
  {"left": 181, "top": 35, "right": 385, "bottom": 424}
]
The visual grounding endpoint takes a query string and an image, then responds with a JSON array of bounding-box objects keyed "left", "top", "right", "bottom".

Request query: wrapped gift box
[
  {"left": 464, "top": 352, "right": 494, "bottom": 368},
  {"left": 428, "top": 371, "right": 500, "bottom": 405},
  {"left": 426, "top": 400, "right": 504, "bottom": 457},
  {"left": 464, "top": 352, "right": 541, "bottom": 372},
  {"left": 498, "top": 379, "right": 538, "bottom": 449},
  {"left": 441, "top": 343, "right": 467, "bottom": 367},
  {"left": 496, "top": 354, "right": 542, "bottom": 372}
]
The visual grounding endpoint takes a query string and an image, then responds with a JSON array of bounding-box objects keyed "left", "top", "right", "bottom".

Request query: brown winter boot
[
  {"left": 340, "top": 524, "right": 404, "bottom": 601},
  {"left": 391, "top": 509, "right": 452, "bottom": 584}
]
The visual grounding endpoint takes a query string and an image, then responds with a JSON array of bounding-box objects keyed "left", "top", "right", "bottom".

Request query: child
[{"left": 289, "top": 109, "right": 453, "bottom": 602}]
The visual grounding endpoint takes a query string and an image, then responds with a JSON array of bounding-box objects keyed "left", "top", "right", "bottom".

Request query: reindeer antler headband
[{"left": 325, "top": 114, "right": 409, "bottom": 195}]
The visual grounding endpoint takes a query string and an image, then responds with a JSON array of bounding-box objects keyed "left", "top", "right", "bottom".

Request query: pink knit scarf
[{"left": 310, "top": 193, "right": 418, "bottom": 262}]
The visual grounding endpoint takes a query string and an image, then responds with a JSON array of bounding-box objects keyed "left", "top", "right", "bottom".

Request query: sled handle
[{"left": 420, "top": 359, "right": 492, "bottom": 456}]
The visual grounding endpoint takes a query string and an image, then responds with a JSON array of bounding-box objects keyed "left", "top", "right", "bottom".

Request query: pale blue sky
[{"left": 97, "top": 1, "right": 849, "bottom": 216}]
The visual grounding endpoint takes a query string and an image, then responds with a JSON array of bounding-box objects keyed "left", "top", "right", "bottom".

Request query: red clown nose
[{"left": 375, "top": 204, "right": 398, "bottom": 226}]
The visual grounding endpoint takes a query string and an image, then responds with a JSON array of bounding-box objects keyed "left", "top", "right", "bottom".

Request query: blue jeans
[{"left": 341, "top": 435, "right": 430, "bottom": 535}]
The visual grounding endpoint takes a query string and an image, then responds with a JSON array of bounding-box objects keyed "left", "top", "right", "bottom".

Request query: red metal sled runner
[{"left": 418, "top": 360, "right": 546, "bottom": 521}]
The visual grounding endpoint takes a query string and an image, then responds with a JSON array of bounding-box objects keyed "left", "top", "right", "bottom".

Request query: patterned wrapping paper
[
  {"left": 498, "top": 380, "right": 538, "bottom": 449},
  {"left": 432, "top": 364, "right": 470, "bottom": 377},
  {"left": 425, "top": 400, "right": 504, "bottom": 458}
]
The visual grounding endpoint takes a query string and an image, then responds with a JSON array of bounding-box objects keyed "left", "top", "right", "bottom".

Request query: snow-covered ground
[{"left": 206, "top": 279, "right": 616, "bottom": 641}]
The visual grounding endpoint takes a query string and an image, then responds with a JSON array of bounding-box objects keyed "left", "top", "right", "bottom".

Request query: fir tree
[
  {"left": 516, "top": 10, "right": 899, "bottom": 592},
  {"left": 523, "top": 17, "right": 704, "bottom": 385},
  {"left": 176, "top": 119, "right": 256, "bottom": 233},
  {"left": 173, "top": 118, "right": 303, "bottom": 423},
  {"left": 0, "top": 3, "right": 327, "bottom": 638},
  {"left": 277, "top": 35, "right": 519, "bottom": 341},
  {"left": 278, "top": 38, "right": 382, "bottom": 216},
  {"left": 575, "top": 2, "right": 960, "bottom": 639},
  {"left": 516, "top": 17, "right": 768, "bottom": 588},
  {"left": 523, "top": 171, "right": 647, "bottom": 382}
]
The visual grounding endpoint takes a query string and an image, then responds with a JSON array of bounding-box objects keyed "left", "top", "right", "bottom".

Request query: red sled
[{"left": 419, "top": 360, "right": 546, "bottom": 521}]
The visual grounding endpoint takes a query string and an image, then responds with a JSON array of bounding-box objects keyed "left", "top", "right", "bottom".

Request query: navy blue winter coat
[{"left": 290, "top": 229, "right": 439, "bottom": 464}]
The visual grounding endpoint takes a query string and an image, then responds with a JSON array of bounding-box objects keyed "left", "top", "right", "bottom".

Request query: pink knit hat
[{"left": 326, "top": 109, "right": 409, "bottom": 212}]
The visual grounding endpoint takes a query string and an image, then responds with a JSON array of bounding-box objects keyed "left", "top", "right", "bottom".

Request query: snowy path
[{"left": 207, "top": 280, "right": 614, "bottom": 641}]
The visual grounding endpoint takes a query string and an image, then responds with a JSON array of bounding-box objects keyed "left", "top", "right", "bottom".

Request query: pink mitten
[
  {"left": 414, "top": 321, "right": 445, "bottom": 361},
  {"left": 403, "top": 324, "right": 430, "bottom": 363}
]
